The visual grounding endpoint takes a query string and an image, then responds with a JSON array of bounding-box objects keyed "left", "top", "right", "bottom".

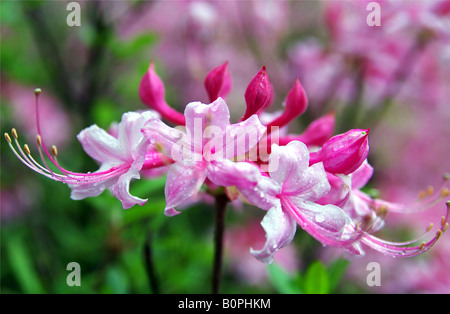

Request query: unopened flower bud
[
  {"left": 204, "top": 62, "right": 232, "bottom": 102},
  {"left": 266, "top": 79, "right": 308, "bottom": 129},
  {"left": 139, "top": 62, "right": 185, "bottom": 125},
  {"left": 242, "top": 66, "right": 273, "bottom": 120},
  {"left": 310, "top": 129, "right": 370, "bottom": 175},
  {"left": 297, "top": 111, "right": 335, "bottom": 147},
  {"left": 277, "top": 112, "right": 335, "bottom": 147}
]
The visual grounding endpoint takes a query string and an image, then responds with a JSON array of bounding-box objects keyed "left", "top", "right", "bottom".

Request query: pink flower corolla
[
  {"left": 237, "top": 141, "right": 358, "bottom": 263},
  {"left": 69, "top": 111, "right": 164, "bottom": 209},
  {"left": 141, "top": 97, "right": 266, "bottom": 216},
  {"left": 5, "top": 90, "right": 172, "bottom": 209}
]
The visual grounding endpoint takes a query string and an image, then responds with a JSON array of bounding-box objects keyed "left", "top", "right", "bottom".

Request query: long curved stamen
[
  {"left": 357, "top": 176, "right": 450, "bottom": 214},
  {"left": 361, "top": 201, "right": 449, "bottom": 258},
  {"left": 5, "top": 129, "right": 132, "bottom": 185}
]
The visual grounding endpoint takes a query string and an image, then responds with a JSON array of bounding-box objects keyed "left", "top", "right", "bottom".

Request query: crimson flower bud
[
  {"left": 266, "top": 78, "right": 308, "bottom": 129},
  {"left": 139, "top": 62, "right": 185, "bottom": 125},
  {"left": 310, "top": 129, "right": 370, "bottom": 175},
  {"left": 242, "top": 66, "right": 273, "bottom": 121},
  {"left": 297, "top": 111, "right": 335, "bottom": 146},
  {"left": 204, "top": 62, "right": 232, "bottom": 102}
]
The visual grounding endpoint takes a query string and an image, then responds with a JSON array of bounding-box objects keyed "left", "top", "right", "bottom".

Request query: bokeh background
[{"left": 1, "top": 0, "right": 449, "bottom": 294}]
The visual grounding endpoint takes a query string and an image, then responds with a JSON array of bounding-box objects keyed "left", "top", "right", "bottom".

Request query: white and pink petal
[{"left": 250, "top": 204, "right": 297, "bottom": 264}]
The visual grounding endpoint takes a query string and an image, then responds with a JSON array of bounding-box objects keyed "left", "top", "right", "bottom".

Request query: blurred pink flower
[{"left": 3, "top": 82, "right": 71, "bottom": 146}]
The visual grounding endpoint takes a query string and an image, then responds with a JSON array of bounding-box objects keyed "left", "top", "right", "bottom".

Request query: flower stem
[
  {"left": 212, "top": 194, "right": 229, "bottom": 294},
  {"left": 144, "top": 232, "right": 160, "bottom": 294}
]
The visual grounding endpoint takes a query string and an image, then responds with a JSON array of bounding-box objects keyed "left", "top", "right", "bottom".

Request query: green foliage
[{"left": 267, "top": 258, "right": 349, "bottom": 295}]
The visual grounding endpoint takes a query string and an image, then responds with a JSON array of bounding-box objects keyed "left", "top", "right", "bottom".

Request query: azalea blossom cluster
[{"left": 5, "top": 62, "right": 449, "bottom": 264}]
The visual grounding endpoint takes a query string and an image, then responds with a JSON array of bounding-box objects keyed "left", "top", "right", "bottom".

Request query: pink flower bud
[
  {"left": 296, "top": 111, "right": 335, "bottom": 146},
  {"left": 139, "top": 62, "right": 185, "bottom": 125},
  {"left": 310, "top": 129, "right": 370, "bottom": 175},
  {"left": 204, "top": 62, "right": 232, "bottom": 102},
  {"left": 277, "top": 111, "right": 335, "bottom": 147},
  {"left": 266, "top": 79, "right": 308, "bottom": 129},
  {"left": 242, "top": 66, "right": 273, "bottom": 120}
]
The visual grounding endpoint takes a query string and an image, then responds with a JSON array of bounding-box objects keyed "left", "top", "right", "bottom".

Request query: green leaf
[
  {"left": 109, "top": 33, "right": 158, "bottom": 59},
  {"left": 267, "top": 263, "right": 302, "bottom": 294},
  {"left": 328, "top": 258, "right": 350, "bottom": 293},
  {"left": 303, "top": 260, "right": 330, "bottom": 294},
  {"left": 6, "top": 235, "right": 45, "bottom": 294}
]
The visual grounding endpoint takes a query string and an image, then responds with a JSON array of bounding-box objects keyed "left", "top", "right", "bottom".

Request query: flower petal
[
  {"left": 350, "top": 160, "right": 374, "bottom": 190},
  {"left": 237, "top": 175, "right": 281, "bottom": 211},
  {"left": 206, "top": 160, "right": 261, "bottom": 189},
  {"left": 286, "top": 163, "right": 331, "bottom": 201},
  {"left": 283, "top": 198, "right": 358, "bottom": 248},
  {"left": 221, "top": 114, "right": 266, "bottom": 159},
  {"left": 117, "top": 111, "right": 156, "bottom": 158},
  {"left": 268, "top": 141, "right": 310, "bottom": 188},
  {"left": 109, "top": 140, "right": 149, "bottom": 209},
  {"left": 184, "top": 98, "right": 231, "bottom": 149},
  {"left": 141, "top": 116, "right": 188, "bottom": 160},
  {"left": 69, "top": 164, "right": 119, "bottom": 201},
  {"left": 250, "top": 204, "right": 297, "bottom": 264},
  {"left": 109, "top": 166, "right": 148, "bottom": 209},
  {"left": 77, "top": 125, "right": 128, "bottom": 165},
  {"left": 164, "top": 161, "right": 207, "bottom": 216}
]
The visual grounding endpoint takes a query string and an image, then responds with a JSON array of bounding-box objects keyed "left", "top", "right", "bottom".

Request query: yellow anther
[
  {"left": 155, "top": 142, "right": 164, "bottom": 153},
  {"left": 443, "top": 223, "right": 449, "bottom": 233},
  {"left": 436, "top": 229, "right": 443, "bottom": 240},
  {"left": 11, "top": 128, "right": 18, "bottom": 139},
  {"left": 441, "top": 188, "right": 449, "bottom": 198},
  {"left": 36, "top": 135, "right": 42, "bottom": 146},
  {"left": 442, "top": 216, "right": 447, "bottom": 228},
  {"left": 4, "top": 133, "right": 12, "bottom": 143},
  {"left": 377, "top": 205, "right": 388, "bottom": 218},
  {"left": 419, "top": 242, "right": 426, "bottom": 250},
  {"left": 419, "top": 190, "right": 426, "bottom": 199},
  {"left": 24, "top": 144, "right": 31, "bottom": 155},
  {"left": 427, "top": 223, "right": 434, "bottom": 232},
  {"left": 427, "top": 186, "right": 434, "bottom": 196},
  {"left": 51, "top": 145, "right": 58, "bottom": 157}
]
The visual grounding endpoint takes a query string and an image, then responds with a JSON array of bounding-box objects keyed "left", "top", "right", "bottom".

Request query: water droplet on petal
[{"left": 315, "top": 213, "right": 325, "bottom": 223}]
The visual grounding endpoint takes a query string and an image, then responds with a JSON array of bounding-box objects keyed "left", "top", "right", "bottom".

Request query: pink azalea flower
[
  {"left": 69, "top": 111, "right": 159, "bottom": 209},
  {"left": 237, "top": 141, "right": 356, "bottom": 263},
  {"left": 5, "top": 92, "right": 172, "bottom": 209},
  {"left": 141, "top": 97, "right": 266, "bottom": 216}
]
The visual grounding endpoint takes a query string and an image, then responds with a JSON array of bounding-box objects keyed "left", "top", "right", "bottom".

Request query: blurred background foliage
[{"left": 1, "top": 0, "right": 449, "bottom": 294}]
